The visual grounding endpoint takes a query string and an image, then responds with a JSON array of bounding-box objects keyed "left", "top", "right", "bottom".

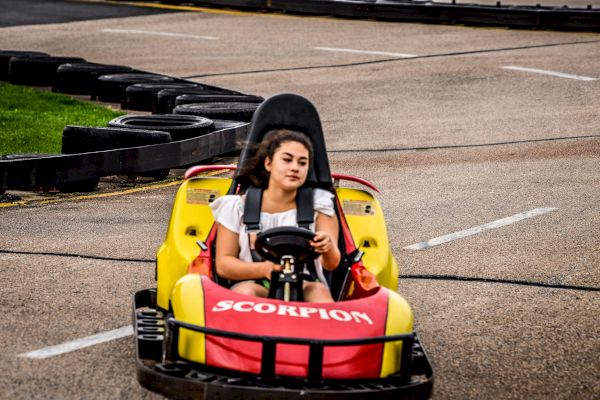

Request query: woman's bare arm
[{"left": 312, "top": 212, "right": 341, "bottom": 270}]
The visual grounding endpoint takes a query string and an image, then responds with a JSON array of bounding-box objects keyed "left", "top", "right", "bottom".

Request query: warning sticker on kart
[
  {"left": 187, "top": 188, "right": 220, "bottom": 205},
  {"left": 342, "top": 200, "right": 375, "bottom": 216}
]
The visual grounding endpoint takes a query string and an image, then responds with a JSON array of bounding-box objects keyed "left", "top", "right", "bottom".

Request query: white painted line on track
[
  {"left": 102, "top": 29, "right": 218, "bottom": 40},
  {"left": 404, "top": 207, "right": 558, "bottom": 251},
  {"left": 502, "top": 66, "right": 597, "bottom": 81},
  {"left": 18, "top": 325, "right": 133, "bottom": 359},
  {"left": 313, "top": 46, "right": 417, "bottom": 58}
]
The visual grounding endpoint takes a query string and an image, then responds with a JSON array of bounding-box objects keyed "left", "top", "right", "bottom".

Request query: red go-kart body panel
[{"left": 185, "top": 277, "right": 391, "bottom": 379}]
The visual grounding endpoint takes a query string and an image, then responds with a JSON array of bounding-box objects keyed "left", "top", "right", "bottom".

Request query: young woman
[{"left": 210, "top": 129, "right": 341, "bottom": 303}]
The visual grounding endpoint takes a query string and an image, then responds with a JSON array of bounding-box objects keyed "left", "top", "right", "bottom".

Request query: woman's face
[{"left": 264, "top": 140, "right": 310, "bottom": 192}]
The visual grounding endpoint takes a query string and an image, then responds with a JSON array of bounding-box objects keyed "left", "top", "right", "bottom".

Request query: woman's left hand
[{"left": 310, "top": 231, "right": 334, "bottom": 254}]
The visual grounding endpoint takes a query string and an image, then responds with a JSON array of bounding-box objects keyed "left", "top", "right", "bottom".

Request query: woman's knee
[
  {"left": 231, "top": 282, "right": 268, "bottom": 297},
  {"left": 304, "top": 282, "right": 333, "bottom": 303}
]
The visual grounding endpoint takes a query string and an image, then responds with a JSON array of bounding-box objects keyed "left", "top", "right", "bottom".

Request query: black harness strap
[
  {"left": 244, "top": 186, "right": 314, "bottom": 231},
  {"left": 243, "top": 185, "right": 315, "bottom": 263},
  {"left": 243, "top": 186, "right": 263, "bottom": 232},
  {"left": 296, "top": 187, "right": 314, "bottom": 229}
]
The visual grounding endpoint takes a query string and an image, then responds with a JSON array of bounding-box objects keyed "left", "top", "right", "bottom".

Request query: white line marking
[
  {"left": 103, "top": 29, "right": 218, "bottom": 40},
  {"left": 404, "top": 207, "right": 558, "bottom": 251},
  {"left": 313, "top": 46, "right": 416, "bottom": 58},
  {"left": 502, "top": 66, "right": 597, "bottom": 81},
  {"left": 18, "top": 325, "right": 133, "bottom": 359}
]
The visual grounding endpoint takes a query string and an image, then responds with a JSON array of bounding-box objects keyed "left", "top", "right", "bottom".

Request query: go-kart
[{"left": 133, "top": 93, "right": 434, "bottom": 399}]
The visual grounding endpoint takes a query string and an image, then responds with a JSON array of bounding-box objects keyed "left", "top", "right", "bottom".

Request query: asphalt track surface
[{"left": 1, "top": 1, "right": 599, "bottom": 399}]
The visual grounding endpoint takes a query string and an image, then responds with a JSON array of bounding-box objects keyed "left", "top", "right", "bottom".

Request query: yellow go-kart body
[{"left": 156, "top": 172, "right": 399, "bottom": 312}]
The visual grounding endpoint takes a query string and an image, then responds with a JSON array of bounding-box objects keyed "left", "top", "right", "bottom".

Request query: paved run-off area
[{"left": 1, "top": 1, "right": 599, "bottom": 399}]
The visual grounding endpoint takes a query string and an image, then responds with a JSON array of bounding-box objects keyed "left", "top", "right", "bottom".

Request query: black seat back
[
  {"left": 218, "top": 93, "right": 353, "bottom": 296},
  {"left": 233, "top": 93, "right": 332, "bottom": 192}
]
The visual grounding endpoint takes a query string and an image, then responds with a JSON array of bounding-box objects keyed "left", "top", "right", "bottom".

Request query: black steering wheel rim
[{"left": 254, "top": 226, "right": 319, "bottom": 264}]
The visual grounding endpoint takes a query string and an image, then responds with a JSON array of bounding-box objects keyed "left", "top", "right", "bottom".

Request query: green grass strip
[{"left": 0, "top": 82, "right": 124, "bottom": 155}]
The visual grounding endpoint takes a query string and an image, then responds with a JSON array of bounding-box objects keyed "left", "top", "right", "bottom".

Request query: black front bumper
[{"left": 133, "top": 288, "right": 434, "bottom": 399}]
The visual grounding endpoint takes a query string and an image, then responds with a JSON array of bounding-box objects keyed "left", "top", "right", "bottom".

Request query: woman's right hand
[{"left": 261, "top": 260, "right": 282, "bottom": 279}]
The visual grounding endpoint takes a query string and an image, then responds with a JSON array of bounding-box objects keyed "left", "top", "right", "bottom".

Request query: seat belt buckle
[{"left": 245, "top": 224, "right": 262, "bottom": 234}]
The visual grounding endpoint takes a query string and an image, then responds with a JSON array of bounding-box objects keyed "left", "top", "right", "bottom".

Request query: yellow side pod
[
  {"left": 158, "top": 180, "right": 399, "bottom": 308},
  {"left": 171, "top": 274, "right": 206, "bottom": 363},
  {"left": 380, "top": 291, "right": 414, "bottom": 377},
  {"left": 156, "top": 177, "right": 233, "bottom": 311},
  {"left": 336, "top": 187, "right": 399, "bottom": 290}
]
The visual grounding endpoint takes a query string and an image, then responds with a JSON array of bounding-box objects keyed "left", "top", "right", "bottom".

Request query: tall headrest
[{"left": 236, "top": 93, "right": 332, "bottom": 189}]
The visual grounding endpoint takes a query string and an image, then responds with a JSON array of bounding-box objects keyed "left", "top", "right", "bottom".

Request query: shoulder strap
[
  {"left": 245, "top": 185, "right": 314, "bottom": 231},
  {"left": 296, "top": 187, "right": 314, "bottom": 229},
  {"left": 243, "top": 186, "right": 262, "bottom": 231}
]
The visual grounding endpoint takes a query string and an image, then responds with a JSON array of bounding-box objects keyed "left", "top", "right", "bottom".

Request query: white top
[{"left": 210, "top": 188, "right": 335, "bottom": 285}]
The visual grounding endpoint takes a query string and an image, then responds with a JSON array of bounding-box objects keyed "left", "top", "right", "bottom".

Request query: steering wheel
[
  {"left": 255, "top": 227, "right": 319, "bottom": 301},
  {"left": 254, "top": 226, "right": 319, "bottom": 265}
]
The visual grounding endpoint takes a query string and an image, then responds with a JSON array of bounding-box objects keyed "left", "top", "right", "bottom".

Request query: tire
[
  {"left": 57, "top": 178, "right": 101, "bottom": 193},
  {"left": 9, "top": 55, "right": 87, "bottom": 87},
  {"left": 62, "top": 125, "right": 172, "bottom": 153},
  {"left": 0, "top": 50, "right": 49, "bottom": 81},
  {"left": 62, "top": 125, "right": 173, "bottom": 181},
  {"left": 54, "top": 62, "right": 134, "bottom": 97},
  {"left": 96, "top": 73, "right": 175, "bottom": 104},
  {"left": 173, "top": 102, "right": 260, "bottom": 122},
  {"left": 174, "top": 93, "right": 263, "bottom": 106},
  {"left": 146, "top": 168, "right": 171, "bottom": 181},
  {"left": 124, "top": 82, "right": 201, "bottom": 112},
  {"left": 107, "top": 114, "right": 214, "bottom": 141},
  {"left": 154, "top": 88, "right": 250, "bottom": 114}
]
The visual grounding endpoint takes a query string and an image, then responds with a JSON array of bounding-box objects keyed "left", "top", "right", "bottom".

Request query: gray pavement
[{"left": 0, "top": 2, "right": 599, "bottom": 399}]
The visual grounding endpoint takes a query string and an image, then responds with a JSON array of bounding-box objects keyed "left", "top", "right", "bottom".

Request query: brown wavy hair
[{"left": 238, "top": 129, "right": 314, "bottom": 189}]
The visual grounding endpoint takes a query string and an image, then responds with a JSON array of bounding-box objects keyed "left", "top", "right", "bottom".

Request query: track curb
[{"left": 113, "top": 0, "right": 600, "bottom": 31}]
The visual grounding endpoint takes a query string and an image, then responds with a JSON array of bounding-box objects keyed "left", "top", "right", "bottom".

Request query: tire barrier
[
  {"left": 124, "top": 82, "right": 202, "bottom": 111},
  {"left": 173, "top": 93, "right": 264, "bottom": 107},
  {"left": 0, "top": 50, "right": 261, "bottom": 194},
  {"left": 96, "top": 73, "right": 176, "bottom": 104},
  {"left": 62, "top": 126, "right": 174, "bottom": 187},
  {"left": 0, "top": 51, "right": 49, "bottom": 81},
  {"left": 154, "top": 89, "right": 252, "bottom": 114},
  {"left": 0, "top": 121, "right": 248, "bottom": 193},
  {"left": 152, "top": 0, "right": 600, "bottom": 31},
  {"left": 108, "top": 114, "right": 215, "bottom": 141},
  {"left": 54, "top": 63, "right": 135, "bottom": 97},
  {"left": 173, "top": 101, "right": 260, "bottom": 122},
  {"left": 62, "top": 126, "right": 172, "bottom": 155},
  {"left": 9, "top": 55, "right": 87, "bottom": 87}
]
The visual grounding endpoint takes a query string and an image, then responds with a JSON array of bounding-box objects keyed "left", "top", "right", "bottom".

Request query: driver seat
[
  {"left": 214, "top": 93, "right": 351, "bottom": 299},
  {"left": 233, "top": 92, "right": 333, "bottom": 193}
]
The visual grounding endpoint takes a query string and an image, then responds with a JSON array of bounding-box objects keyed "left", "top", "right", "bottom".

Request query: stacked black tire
[
  {"left": 55, "top": 63, "right": 135, "bottom": 97},
  {"left": 173, "top": 101, "right": 260, "bottom": 122},
  {"left": 7, "top": 54, "right": 86, "bottom": 87},
  {"left": 0, "top": 51, "right": 49, "bottom": 81},
  {"left": 61, "top": 126, "right": 174, "bottom": 188}
]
